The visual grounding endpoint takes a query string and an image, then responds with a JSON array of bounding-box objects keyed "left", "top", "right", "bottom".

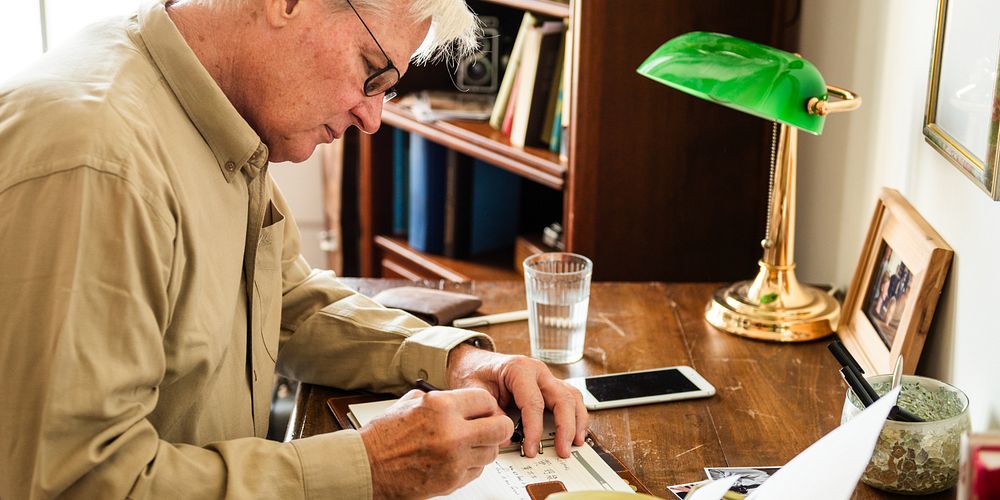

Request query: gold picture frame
[
  {"left": 923, "top": 0, "right": 1000, "bottom": 199},
  {"left": 838, "top": 189, "right": 953, "bottom": 376}
]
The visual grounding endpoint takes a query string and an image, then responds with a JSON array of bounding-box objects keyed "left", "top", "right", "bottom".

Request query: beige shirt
[{"left": 0, "top": 1, "right": 490, "bottom": 498}]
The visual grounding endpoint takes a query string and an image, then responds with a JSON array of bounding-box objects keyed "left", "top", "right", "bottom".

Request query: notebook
[{"left": 327, "top": 393, "right": 649, "bottom": 498}]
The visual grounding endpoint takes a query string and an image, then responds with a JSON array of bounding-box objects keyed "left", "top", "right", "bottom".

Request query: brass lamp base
[{"left": 705, "top": 262, "right": 839, "bottom": 342}]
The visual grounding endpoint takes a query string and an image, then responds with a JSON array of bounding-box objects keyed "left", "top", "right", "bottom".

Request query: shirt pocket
[{"left": 254, "top": 200, "right": 285, "bottom": 363}]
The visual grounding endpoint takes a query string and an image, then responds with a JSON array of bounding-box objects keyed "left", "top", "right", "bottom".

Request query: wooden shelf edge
[
  {"left": 375, "top": 236, "right": 522, "bottom": 282},
  {"left": 382, "top": 105, "right": 566, "bottom": 190},
  {"left": 479, "top": 0, "right": 570, "bottom": 18}
]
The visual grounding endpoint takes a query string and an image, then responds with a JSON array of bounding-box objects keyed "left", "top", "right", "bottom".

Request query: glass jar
[{"left": 841, "top": 374, "right": 971, "bottom": 494}]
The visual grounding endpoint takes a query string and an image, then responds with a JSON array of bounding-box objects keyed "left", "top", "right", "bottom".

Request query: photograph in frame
[
  {"left": 838, "top": 188, "right": 953, "bottom": 375},
  {"left": 861, "top": 241, "right": 914, "bottom": 349}
]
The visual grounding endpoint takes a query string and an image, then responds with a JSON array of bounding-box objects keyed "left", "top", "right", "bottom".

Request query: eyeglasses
[{"left": 345, "top": 0, "right": 399, "bottom": 103}]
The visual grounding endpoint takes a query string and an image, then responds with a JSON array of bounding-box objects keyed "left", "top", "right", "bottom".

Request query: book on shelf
[
  {"left": 391, "top": 128, "right": 409, "bottom": 235},
  {"left": 407, "top": 134, "right": 447, "bottom": 254},
  {"left": 509, "top": 20, "right": 565, "bottom": 149},
  {"left": 469, "top": 159, "right": 521, "bottom": 256},
  {"left": 559, "top": 21, "right": 573, "bottom": 160},
  {"left": 489, "top": 12, "right": 535, "bottom": 130},
  {"left": 501, "top": 69, "right": 520, "bottom": 136},
  {"left": 442, "top": 150, "right": 472, "bottom": 259},
  {"left": 548, "top": 85, "right": 563, "bottom": 153},
  {"left": 541, "top": 42, "right": 566, "bottom": 150}
]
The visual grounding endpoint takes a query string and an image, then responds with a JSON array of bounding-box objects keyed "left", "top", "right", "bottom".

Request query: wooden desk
[{"left": 290, "top": 280, "right": 953, "bottom": 499}]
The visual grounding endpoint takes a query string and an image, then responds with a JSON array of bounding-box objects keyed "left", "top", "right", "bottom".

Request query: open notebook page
[{"left": 347, "top": 399, "right": 635, "bottom": 498}]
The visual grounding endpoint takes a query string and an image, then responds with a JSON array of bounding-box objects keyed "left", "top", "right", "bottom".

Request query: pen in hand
[
  {"left": 414, "top": 378, "right": 441, "bottom": 393},
  {"left": 416, "top": 379, "right": 538, "bottom": 454}
]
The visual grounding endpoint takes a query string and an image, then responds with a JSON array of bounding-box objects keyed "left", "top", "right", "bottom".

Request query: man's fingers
[
  {"left": 509, "top": 376, "right": 546, "bottom": 457},
  {"left": 398, "top": 388, "right": 425, "bottom": 402},
  {"left": 436, "top": 388, "right": 503, "bottom": 419},
  {"left": 466, "top": 443, "right": 501, "bottom": 468},
  {"left": 549, "top": 393, "right": 577, "bottom": 458},
  {"left": 467, "top": 414, "right": 515, "bottom": 448},
  {"left": 574, "top": 389, "right": 589, "bottom": 445}
]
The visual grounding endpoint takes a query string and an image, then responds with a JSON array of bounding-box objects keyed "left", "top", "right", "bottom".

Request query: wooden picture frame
[
  {"left": 838, "top": 188, "right": 953, "bottom": 376},
  {"left": 923, "top": 0, "right": 1000, "bottom": 200}
]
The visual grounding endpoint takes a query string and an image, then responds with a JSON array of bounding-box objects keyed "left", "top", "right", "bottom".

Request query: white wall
[
  {"left": 270, "top": 152, "right": 329, "bottom": 270},
  {"left": 798, "top": 0, "right": 1000, "bottom": 430}
]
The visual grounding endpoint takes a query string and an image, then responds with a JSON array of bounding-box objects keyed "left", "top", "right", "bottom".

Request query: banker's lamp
[{"left": 637, "top": 32, "right": 862, "bottom": 342}]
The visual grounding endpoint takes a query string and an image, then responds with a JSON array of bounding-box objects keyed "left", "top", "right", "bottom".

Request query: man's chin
[{"left": 268, "top": 143, "right": 319, "bottom": 164}]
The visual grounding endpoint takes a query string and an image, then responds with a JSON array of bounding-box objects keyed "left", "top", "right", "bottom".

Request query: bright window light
[
  {"left": 44, "top": 0, "right": 138, "bottom": 51},
  {"left": 0, "top": 3, "right": 44, "bottom": 84}
]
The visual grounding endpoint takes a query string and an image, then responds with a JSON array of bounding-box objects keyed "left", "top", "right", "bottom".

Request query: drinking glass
[{"left": 523, "top": 252, "right": 592, "bottom": 364}]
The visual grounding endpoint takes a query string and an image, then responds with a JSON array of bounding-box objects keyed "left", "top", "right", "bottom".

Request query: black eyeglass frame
[{"left": 345, "top": 0, "right": 400, "bottom": 102}]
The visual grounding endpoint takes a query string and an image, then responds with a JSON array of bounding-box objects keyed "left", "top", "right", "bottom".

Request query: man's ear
[{"left": 264, "top": 0, "right": 301, "bottom": 27}]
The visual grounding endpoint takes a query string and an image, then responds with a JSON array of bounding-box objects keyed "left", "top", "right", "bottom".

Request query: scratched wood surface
[{"left": 291, "top": 280, "right": 952, "bottom": 499}]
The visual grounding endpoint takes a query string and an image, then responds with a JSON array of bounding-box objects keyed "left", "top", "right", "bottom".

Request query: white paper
[
  {"left": 746, "top": 386, "right": 901, "bottom": 500},
  {"left": 435, "top": 442, "right": 634, "bottom": 499},
  {"left": 347, "top": 399, "right": 397, "bottom": 426},
  {"left": 687, "top": 475, "right": 740, "bottom": 500},
  {"left": 347, "top": 399, "right": 634, "bottom": 498}
]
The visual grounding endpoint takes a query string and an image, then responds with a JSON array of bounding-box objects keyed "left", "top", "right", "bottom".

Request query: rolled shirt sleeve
[{"left": 276, "top": 264, "right": 494, "bottom": 393}]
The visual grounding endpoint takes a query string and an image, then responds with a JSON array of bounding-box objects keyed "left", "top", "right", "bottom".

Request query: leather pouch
[
  {"left": 525, "top": 481, "right": 567, "bottom": 500},
  {"left": 372, "top": 286, "right": 482, "bottom": 326}
]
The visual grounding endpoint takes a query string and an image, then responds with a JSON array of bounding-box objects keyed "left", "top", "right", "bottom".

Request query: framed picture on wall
[
  {"left": 923, "top": 0, "right": 1000, "bottom": 200},
  {"left": 838, "top": 188, "right": 953, "bottom": 375}
]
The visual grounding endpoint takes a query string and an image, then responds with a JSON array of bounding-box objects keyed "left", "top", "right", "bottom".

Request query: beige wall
[{"left": 798, "top": 0, "right": 999, "bottom": 429}]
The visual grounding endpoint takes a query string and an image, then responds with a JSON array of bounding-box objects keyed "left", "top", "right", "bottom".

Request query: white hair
[
  {"left": 345, "top": 0, "right": 482, "bottom": 66},
  {"left": 182, "top": 0, "right": 481, "bottom": 65}
]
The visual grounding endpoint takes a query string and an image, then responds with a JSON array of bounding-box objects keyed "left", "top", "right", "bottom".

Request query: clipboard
[{"left": 326, "top": 393, "right": 652, "bottom": 496}]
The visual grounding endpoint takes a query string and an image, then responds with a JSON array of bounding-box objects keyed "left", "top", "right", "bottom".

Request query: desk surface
[{"left": 290, "top": 280, "right": 952, "bottom": 499}]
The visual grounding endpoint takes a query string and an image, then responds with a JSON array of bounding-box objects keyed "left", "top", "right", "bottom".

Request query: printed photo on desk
[{"left": 838, "top": 188, "right": 953, "bottom": 376}]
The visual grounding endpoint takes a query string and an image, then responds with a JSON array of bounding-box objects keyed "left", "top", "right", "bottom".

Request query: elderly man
[{"left": 0, "top": 0, "right": 587, "bottom": 498}]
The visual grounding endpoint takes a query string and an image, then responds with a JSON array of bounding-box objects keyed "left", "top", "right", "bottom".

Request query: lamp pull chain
[{"left": 762, "top": 121, "right": 778, "bottom": 249}]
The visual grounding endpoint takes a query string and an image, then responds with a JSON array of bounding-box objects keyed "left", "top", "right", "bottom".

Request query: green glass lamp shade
[{"left": 637, "top": 31, "right": 827, "bottom": 134}]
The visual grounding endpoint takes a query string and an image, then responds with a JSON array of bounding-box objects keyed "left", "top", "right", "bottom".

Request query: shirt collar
[{"left": 135, "top": 0, "right": 267, "bottom": 181}]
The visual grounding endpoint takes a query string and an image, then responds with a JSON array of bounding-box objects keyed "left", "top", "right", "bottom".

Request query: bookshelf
[
  {"left": 382, "top": 104, "right": 564, "bottom": 189},
  {"left": 347, "top": 0, "right": 802, "bottom": 281}
]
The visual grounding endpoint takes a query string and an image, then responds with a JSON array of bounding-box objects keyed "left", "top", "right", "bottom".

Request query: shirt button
[
  {"left": 417, "top": 369, "right": 429, "bottom": 380},
  {"left": 225, "top": 161, "right": 236, "bottom": 171}
]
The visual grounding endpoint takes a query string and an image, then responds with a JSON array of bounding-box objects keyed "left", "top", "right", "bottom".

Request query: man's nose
[{"left": 352, "top": 96, "right": 383, "bottom": 134}]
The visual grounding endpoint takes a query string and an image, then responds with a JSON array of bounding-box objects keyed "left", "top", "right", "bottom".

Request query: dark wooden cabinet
[{"left": 348, "top": 0, "right": 801, "bottom": 281}]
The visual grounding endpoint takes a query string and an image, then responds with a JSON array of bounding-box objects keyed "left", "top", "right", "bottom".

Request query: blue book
[
  {"left": 469, "top": 160, "right": 521, "bottom": 255},
  {"left": 391, "top": 128, "right": 409, "bottom": 235},
  {"left": 407, "top": 134, "right": 448, "bottom": 254}
]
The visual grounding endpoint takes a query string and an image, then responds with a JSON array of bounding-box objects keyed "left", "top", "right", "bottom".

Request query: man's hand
[
  {"left": 359, "top": 388, "right": 514, "bottom": 498},
  {"left": 446, "top": 344, "right": 588, "bottom": 458}
]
